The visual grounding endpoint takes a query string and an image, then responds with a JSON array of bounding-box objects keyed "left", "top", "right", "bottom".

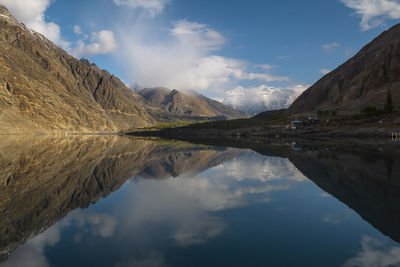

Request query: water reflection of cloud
[
  {"left": 5, "top": 150, "right": 308, "bottom": 265},
  {"left": 2, "top": 223, "right": 64, "bottom": 267},
  {"left": 122, "top": 153, "right": 306, "bottom": 246},
  {"left": 319, "top": 192, "right": 332, "bottom": 198},
  {"left": 121, "top": 178, "right": 226, "bottom": 246},
  {"left": 4, "top": 211, "right": 118, "bottom": 267},
  {"left": 344, "top": 236, "right": 400, "bottom": 267},
  {"left": 321, "top": 214, "right": 342, "bottom": 224},
  {"left": 215, "top": 152, "right": 307, "bottom": 182},
  {"left": 114, "top": 251, "right": 166, "bottom": 267},
  {"left": 72, "top": 212, "right": 118, "bottom": 238}
]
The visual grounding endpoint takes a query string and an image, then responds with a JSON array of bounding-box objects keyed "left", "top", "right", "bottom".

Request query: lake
[{"left": 1, "top": 136, "right": 400, "bottom": 267}]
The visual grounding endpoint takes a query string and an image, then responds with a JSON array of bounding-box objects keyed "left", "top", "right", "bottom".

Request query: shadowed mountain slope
[
  {"left": 287, "top": 144, "right": 400, "bottom": 243},
  {"left": 289, "top": 24, "right": 400, "bottom": 115}
]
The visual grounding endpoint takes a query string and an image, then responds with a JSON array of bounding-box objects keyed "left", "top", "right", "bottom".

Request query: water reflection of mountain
[
  {"left": 0, "top": 136, "right": 244, "bottom": 261},
  {"left": 238, "top": 140, "right": 400, "bottom": 243},
  {"left": 179, "top": 138, "right": 400, "bottom": 243},
  {"left": 2, "top": 135, "right": 400, "bottom": 262},
  {"left": 136, "top": 143, "right": 245, "bottom": 180},
  {"left": 286, "top": 144, "right": 400, "bottom": 243}
]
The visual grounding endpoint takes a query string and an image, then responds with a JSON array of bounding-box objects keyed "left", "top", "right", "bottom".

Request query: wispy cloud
[
  {"left": 321, "top": 42, "right": 341, "bottom": 52},
  {"left": 255, "top": 64, "right": 275, "bottom": 70},
  {"left": 113, "top": 0, "right": 169, "bottom": 17},
  {"left": 71, "top": 30, "right": 118, "bottom": 58},
  {"left": 170, "top": 20, "right": 225, "bottom": 51},
  {"left": 73, "top": 25, "right": 83, "bottom": 35},
  {"left": 277, "top": 55, "right": 290, "bottom": 60},
  {"left": 344, "top": 236, "right": 400, "bottom": 267},
  {"left": 342, "top": 0, "right": 400, "bottom": 30},
  {"left": 318, "top": 69, "right": 332, "bottom": 75},
  {"left": 116, "top": 19, "right": 289, "bottom": 92}
]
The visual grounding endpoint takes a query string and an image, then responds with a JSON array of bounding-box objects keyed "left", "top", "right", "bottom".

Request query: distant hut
[{"left": 291, "top": 120, "right": 302, "bottom": 127}]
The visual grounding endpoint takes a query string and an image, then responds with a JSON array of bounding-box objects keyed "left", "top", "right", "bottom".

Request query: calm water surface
[{"left": 1, "top": 136, "right": 399, "bottom": 267}]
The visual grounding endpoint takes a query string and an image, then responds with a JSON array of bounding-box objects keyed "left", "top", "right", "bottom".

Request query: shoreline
[{"left": 127, "top": 126, "right": 400, "bottom": 142}]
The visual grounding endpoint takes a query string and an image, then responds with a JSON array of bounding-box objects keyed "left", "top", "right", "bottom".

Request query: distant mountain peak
[{"left": 138, "top": 87, "right": 249, "bottom": 119}]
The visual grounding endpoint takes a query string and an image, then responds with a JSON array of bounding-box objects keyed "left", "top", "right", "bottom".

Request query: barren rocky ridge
[{"left": 289, "top": 23, "right": 400, "bottom": 115}]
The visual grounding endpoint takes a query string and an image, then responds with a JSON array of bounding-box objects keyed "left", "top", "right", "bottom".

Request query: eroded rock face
[
  {"left": 0, "top": 136, "right": 244, "bottom": 260},
  {"left": 0, "top": 6, "right": 154, "bottom": 134},
  {"left": 289, "top": 24, "right": 400, "bottom": 115}
]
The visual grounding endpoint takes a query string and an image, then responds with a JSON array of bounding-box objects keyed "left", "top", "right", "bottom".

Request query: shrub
[
  {"left": 384, "top": 89, "right": 394, "bottom": 114},
  {"left": 317, "top": 109, "right": 337, "bottom": 116},
  {"left": 361, "top": 106, "right": 378, "bottom": 115}
]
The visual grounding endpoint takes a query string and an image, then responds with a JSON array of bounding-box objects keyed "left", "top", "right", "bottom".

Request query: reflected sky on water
[{"left": 2, "top": 137, "right": 400, "bottom": 267}]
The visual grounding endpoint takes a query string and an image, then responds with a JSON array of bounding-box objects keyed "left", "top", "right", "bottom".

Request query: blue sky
[{"left": 2, "top": 0, "right": 400, "bottom": 110}]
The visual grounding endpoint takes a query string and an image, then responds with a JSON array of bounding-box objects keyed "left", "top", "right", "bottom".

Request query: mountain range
[
  {"left": 0, "top": 5, "right": 246, "bottom": 134},
  {"left": 1, "top": 3, "right": 399, "bottom": 134},
  {"left": 138, "top": 87, "right": 248, "bottom": 119}
]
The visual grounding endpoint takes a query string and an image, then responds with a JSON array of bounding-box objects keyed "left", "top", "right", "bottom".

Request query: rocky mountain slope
[
  {"left": 185, "top": 89, "right": 249, "bottom": 118},
  {"left": 0, "top": 6, "right": 155, "bottom": 134},
  {"left": 139, "top": 87, "right": 248, "bottom": 119},
  {"left": 289, "top": 24, "right": 400, "bottom": 115}
]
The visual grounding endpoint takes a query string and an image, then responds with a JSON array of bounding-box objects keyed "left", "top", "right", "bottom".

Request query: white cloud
[
  {"left": 0, "top": 0, "right": 117, "bottom": 58},
  {"left": 0, "top": 0, "right": 70, "bottom": 49},
  {"left": 321, "top": 42, "right": 341, "bottom": 52},
  {"left": 344, "top": 236, "right": 400, "bottom": 267},
  {"left": 318, "top": 69, "right": 331, "bottom": 75},
  {"left": 255, "top": 64, "right": 275, "bottom": 70},
  {"left": 342, "top": 0, "right": 400, "bottom": 30},
  {"left": 117, "top": 19, "right": 288, "bottom": 92},
  {"left": 73, "top": 25, "right": 82, "bottom": 35},
  {"left": 222, "top": 84, "right": 308, "bottom": 111},
  {"left": 113, "top": 0, "right": 169, "bottom": 16},
  {"left": 171, "top": 20, "right": 225, "bottom": 50},
  {"left": 71, "top": 30, "right": 118, "bottom": 58}
]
